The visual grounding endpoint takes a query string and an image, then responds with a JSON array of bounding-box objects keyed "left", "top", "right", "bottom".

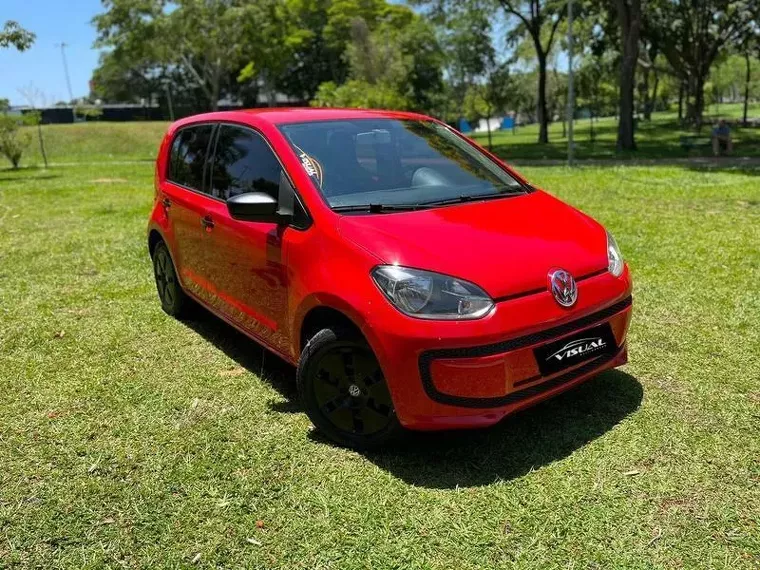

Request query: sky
[{"left": 1, "top": 0, "right": 102, "bottom": 106}]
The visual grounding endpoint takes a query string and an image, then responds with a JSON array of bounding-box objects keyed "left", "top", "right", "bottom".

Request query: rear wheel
[
  {"left": 298, "top": 327, "right": 401, "bottom": 449},
  {"left": 152, "top": 241, "right": 192, "bottom": 318}
]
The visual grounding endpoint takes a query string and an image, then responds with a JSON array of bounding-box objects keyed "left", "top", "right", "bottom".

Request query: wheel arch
[
  {"left": 148, "top": 228, "right": 164, "bottom": 258},
  {"left": 293, "top": 293, "right": 380, "bottom": 358},
  {"left": 298, "top": 305, "right": 363, "bottom": 352}
]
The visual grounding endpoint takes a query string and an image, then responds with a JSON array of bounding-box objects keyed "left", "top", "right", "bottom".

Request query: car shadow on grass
[
  {"left": 180, "top": 308, "right": 299, "bottom": 409},
  {"left": 356, "top": 370, "right": 643, "bottom": 488},
  {"left": 181, "top": 309, "right": 642, "bottom": 489}
]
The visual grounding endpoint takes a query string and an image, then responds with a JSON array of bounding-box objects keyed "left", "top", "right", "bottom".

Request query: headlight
[
  {"left": 371, "top": 265, "right": 494, "bottom": 320},
  {"left": 607, "top": 231, "right": 624, "bottom": 277}
]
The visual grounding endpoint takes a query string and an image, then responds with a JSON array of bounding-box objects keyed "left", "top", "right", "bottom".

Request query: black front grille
[{"left": 418, "top": 295, "right": 632, "bottom": 408}]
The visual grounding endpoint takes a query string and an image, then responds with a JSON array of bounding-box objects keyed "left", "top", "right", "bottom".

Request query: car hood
[{"left": 337, "top": 190, "right": 609, "bottom": 299}]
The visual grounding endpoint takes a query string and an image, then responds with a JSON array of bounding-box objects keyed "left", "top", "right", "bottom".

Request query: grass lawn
[
  {"left": 472, "top": 102, "right": 760, "bottom": 161},
  {"left": 1, "top": 127, "right": 759, "bottom": 568},
  {"left": 12, "top": 103, "right": 760, "bottom": 169},
  {"left": 19, "top": 121, "right": 169, "bottom": 165}
]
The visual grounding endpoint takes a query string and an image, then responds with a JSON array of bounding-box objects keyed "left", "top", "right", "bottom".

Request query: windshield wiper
[
  {"left": 421, "top": 192, "right": 519, "bottom": 207},
  {"left": 332, "top": 203, "right": 429, "bottom": 213}
]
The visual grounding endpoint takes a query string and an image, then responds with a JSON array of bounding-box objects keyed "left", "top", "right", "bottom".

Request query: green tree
[
  {"left": 439, "top": 4, "right": 495, "bottom": 122},
  {"left": 92, "top": 0, "right": 177, "bottom": 105},
  {"left": 0, "top": 116, "right": 31, "bottom": 169},
  {"left": 0, "top": 21, "right": 35, "bottom": 51},
  {"left": 313, "top": 3, "right": 443, "bottom": 112},
  {"left": 93, "top": 0, "right": 287, "bottom": 111},
  {"left": 736, "top": 27, "right": 760, "bottom": 125},
  {"left": 615, "top": 0, "right": 641, "bottom": 150},
  {"left": 462, "top": 63, "right": 514, "bottom": 150},
  {"left": 312, "top": 79, "right": 412, "bottom": 108},
  {"left": 647, "top": 0, "right": 756, "bottom": 129},
  {"left": 275, "top": 0, "right": 347, "bottom": 101},
  {"left": 498, "top": 0, "right": 567, "bottom": 144}
]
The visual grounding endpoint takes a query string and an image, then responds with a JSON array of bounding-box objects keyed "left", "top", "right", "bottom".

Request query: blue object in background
[
  {"left": 500, "top": 116, "right": 514, "bottom": 130},
  {"left": 458, "top": 118, "right": 472, "bottom": 133}
]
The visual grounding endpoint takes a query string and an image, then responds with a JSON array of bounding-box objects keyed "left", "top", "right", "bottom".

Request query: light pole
[
  {"left": 567, "top": 0, "right": 575, "bottom": 166},
  {"left": 55, "top": 42, "right": 75, "bottom": 121},
  {"left": 163, "top": 81, "right": 175, "bottom": 122}
]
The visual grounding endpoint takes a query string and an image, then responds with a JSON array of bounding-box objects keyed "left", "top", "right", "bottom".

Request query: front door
[{"left": 202, "top": 124, "right": 291, "bottom": 354}]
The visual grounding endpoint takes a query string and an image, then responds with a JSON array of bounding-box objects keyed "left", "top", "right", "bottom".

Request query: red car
[{"left": 148, "top": 108, "right": 632, "bottom": 448}]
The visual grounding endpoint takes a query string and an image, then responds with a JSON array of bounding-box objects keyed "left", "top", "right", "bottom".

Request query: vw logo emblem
[{"left": 549, "top": 269, "right": 577, "bottom": 307}]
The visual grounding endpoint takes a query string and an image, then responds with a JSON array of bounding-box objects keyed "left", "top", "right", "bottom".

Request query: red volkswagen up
[{"left": 148, "top": 108, "right": 632, "bottom": 448}]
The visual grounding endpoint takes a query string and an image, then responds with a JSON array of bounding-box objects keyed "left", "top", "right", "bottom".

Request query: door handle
[
  {"left": 161, "top": 198, "right": 171, "bottom": 209},
  {"left": 201, "top": 215, "right": 215, "bottom": 231}
]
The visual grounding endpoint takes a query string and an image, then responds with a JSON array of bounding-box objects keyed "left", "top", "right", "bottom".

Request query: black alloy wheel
[{"left": 298, "top": 328, "right": 401, "bottom": 448}]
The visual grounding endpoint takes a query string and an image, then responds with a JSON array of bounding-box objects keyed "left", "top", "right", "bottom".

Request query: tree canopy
[
  {"left": 1, "top": 21, "right": 35, "bottom": 51},
  {"left": 89, "top": 0, "right": 760, "bottom": 147}
]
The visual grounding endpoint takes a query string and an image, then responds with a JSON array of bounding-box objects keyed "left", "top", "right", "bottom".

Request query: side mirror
[
  {"left": 227, "top": 192, "right": 281, "bottom": 223},
  {"left": 226, "top": 173, "right": 296, "bottom": 224}
]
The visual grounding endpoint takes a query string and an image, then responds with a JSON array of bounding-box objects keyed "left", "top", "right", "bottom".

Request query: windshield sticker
[
  {"left": 296, "top": 146, "right": 323, "bottom": 187},
  {"left": 300, "top": 152, "right": 317, "bottom": 176}
]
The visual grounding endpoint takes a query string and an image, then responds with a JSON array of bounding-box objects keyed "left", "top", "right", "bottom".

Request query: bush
[
  {"left": 75, "top": 106, "right": 104, "bottom": 121},
  {"left": 311, "top": 80, "right": 412, "bottom": 110},
  {"left": 0, "top": 116, "right": 31, "bottom": 169}
]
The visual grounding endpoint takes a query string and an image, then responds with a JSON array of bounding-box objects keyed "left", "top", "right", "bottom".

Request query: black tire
[
  {"left": 298, "top": 327, "right": 402, "bottom": 449},
  {"left": 152, "top": 241, "right": 192, "bottom": 318}
]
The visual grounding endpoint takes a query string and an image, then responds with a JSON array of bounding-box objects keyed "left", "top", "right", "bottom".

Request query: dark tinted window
[
  {"left": 210, "top": 125, "right": 281, "bottom": 200},
  {"left": 168, "top": 124, "right": 214, "bottom": 191}
]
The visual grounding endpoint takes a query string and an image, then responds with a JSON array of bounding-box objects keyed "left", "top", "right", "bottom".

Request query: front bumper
[{"left": 363, "top": 267, "right": 633, "bottom": 431}]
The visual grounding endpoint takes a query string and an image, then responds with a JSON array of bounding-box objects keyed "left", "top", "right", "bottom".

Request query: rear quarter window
[{"left": 168, "top": 124, "right": 215, "bottom": 191}]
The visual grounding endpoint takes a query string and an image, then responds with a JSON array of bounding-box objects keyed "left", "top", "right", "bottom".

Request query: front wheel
[{"left": 298, "top": 327, "right": 402, "bottom": 449}]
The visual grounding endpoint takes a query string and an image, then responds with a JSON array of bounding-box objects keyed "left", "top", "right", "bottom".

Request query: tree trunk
[
  {"left": 678, "top": 80, "right": 684, "bottom": 122},
  {"left": 694, "top": 73, "right": 706, "bottom": 132},
  {"left": 209, "top": 60, "right": 221, "bottom": 111},
  {"left": 651, "top": 69, "right": 660, "bottom": 116},
  {"left": 36, "top": 123, "right": 48, "bottom": 169},
  {"left": 684, "top": 77, "right": 694, "bottom": 126},
  {"left": 642, "top": 42, "right": 658, "bottom": 121},
  {"left": 744, "top": 51, "right": 751, "bottom": 126},
  {"left": 536, "top": 52, "right": 549, "bottom": 144},
  {"left": 642, "top": 65, "right": 651, "bottom": 121},
  {"left": 486, "top": 110, "right": 493, "bottom": 151},
  {"left": 616, "top": 0, "right": 641, "bottom": 151}
]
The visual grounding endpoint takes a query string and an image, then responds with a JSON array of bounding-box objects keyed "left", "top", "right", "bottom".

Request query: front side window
[
  {"left": 168, "top": 124, "right": 214, "bottom": 191},
  {"left": 278, "top": 119, "right": 526, "bottom": 209},
  {"left": 210, "top": 125, "right": 281, "bottom": 200}
]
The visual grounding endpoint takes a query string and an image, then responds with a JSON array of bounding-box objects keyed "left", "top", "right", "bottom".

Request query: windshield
[{"left": 278, "top": 119, "right": 526, "bottom": 209}]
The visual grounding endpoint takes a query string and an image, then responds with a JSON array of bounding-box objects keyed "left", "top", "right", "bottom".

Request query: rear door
[
  {"left": 161, "top": 123, "right": 217, "bottom": 303},
  {"left": 202, "top": 124, "right": 292, "bottom": 353}
]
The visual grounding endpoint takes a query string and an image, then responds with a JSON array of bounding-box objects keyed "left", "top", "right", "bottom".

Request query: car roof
[{"left": 171, "top": 107, "right": 433, "bottom": 129}]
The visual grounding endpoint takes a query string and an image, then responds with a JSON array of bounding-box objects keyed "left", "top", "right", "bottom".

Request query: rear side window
[
  {"left": 210, "top": 125, "right": 281, "bottom": 200},
  {"left": 168, "top": 124, "right": 215, "bottom": 191}
]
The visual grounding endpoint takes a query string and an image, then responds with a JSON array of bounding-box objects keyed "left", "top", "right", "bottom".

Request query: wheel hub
[{"left": 312, "top": 346, "right": 394, "bottom": 437}]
